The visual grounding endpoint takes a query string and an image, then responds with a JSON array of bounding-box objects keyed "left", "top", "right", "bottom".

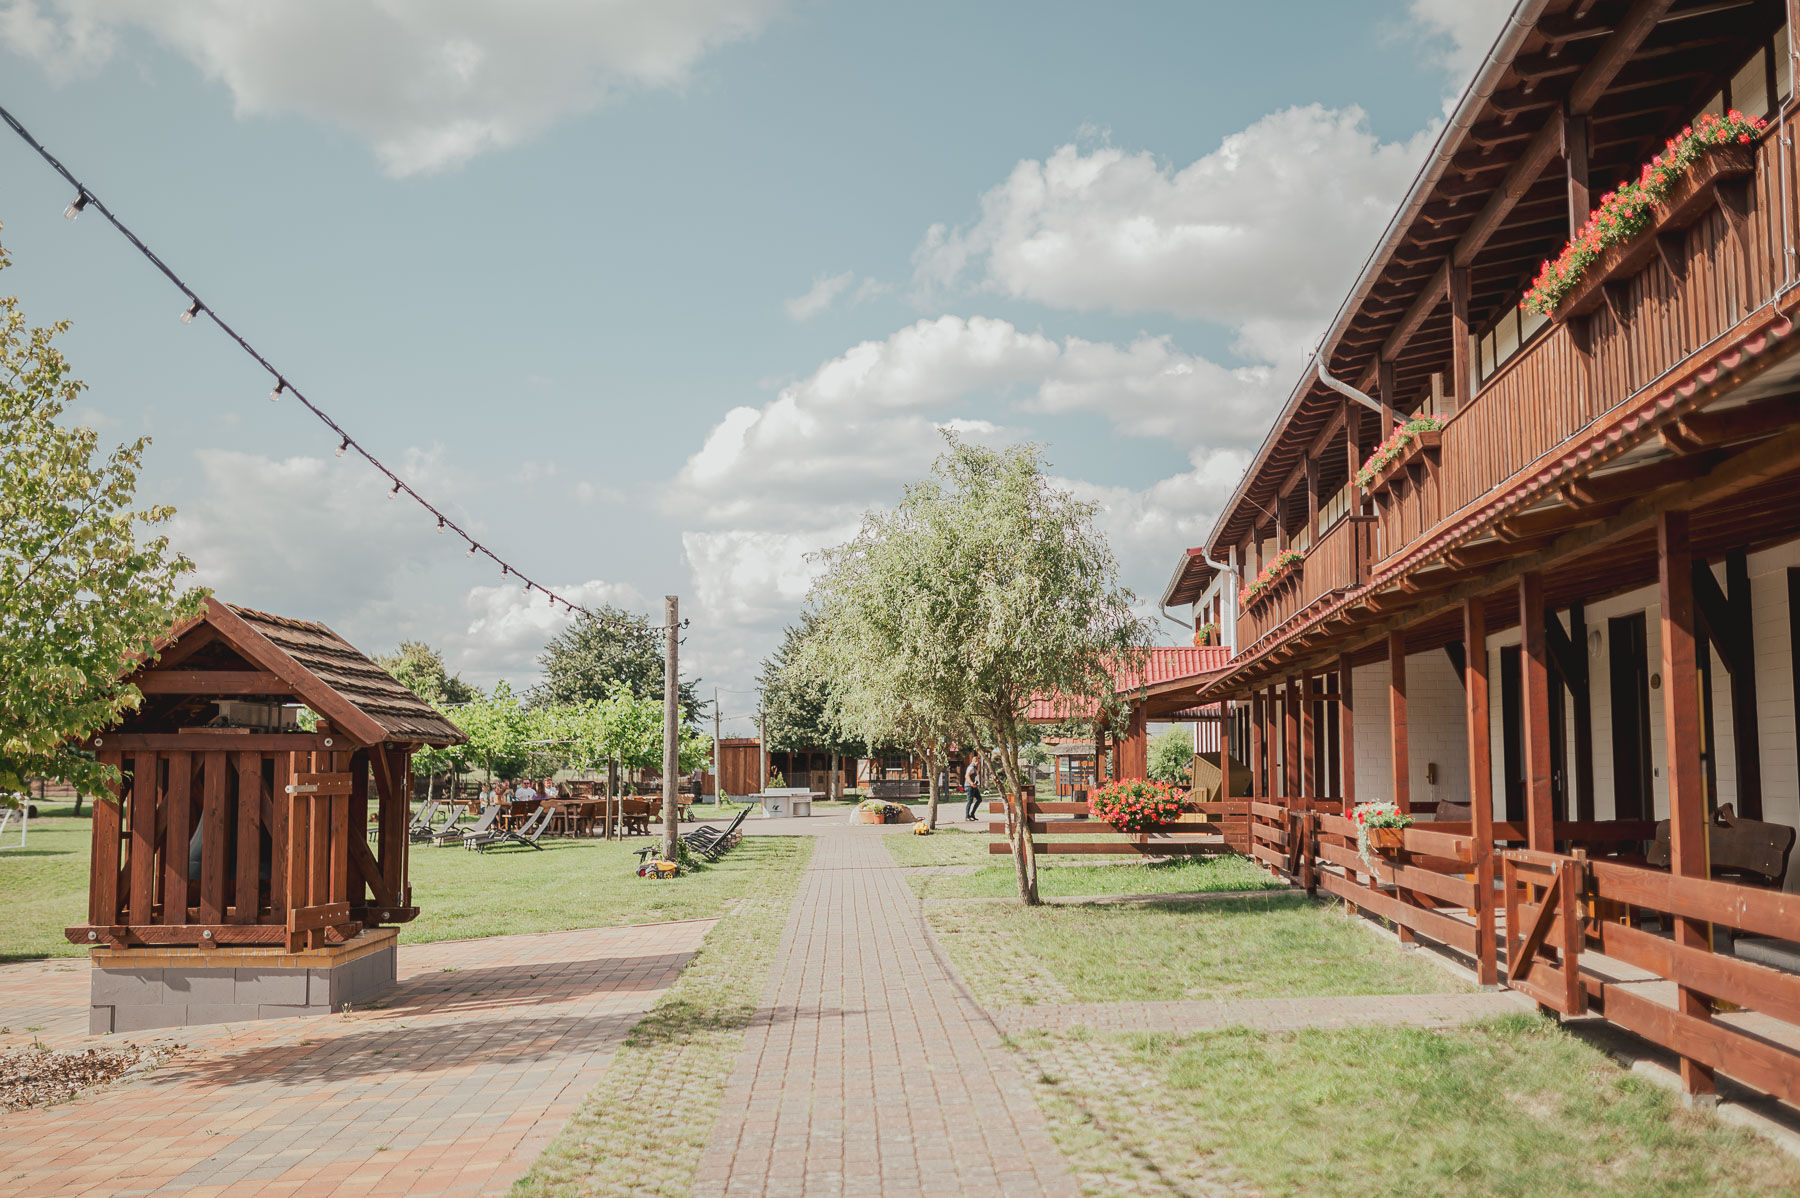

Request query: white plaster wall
[{"left": 1349, "top": 649, "right": 1468, "bottom": 807}]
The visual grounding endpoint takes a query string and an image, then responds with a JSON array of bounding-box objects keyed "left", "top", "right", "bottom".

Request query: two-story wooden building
[{"left": 1157, "top": 0, "right": 1800, "bottom": 1105}]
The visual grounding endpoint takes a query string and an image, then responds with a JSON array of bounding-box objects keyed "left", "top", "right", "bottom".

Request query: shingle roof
[
  {"left": 223, "top": 603, "right": 466, "bottom": 747},
  {"left": 1026, "top": 647, "right": 1232, "bottom": 722}
]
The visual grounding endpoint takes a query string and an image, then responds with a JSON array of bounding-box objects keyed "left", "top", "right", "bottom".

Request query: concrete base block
[{"left": 88, "top": 929, "right": 397, "bottom": 1033}]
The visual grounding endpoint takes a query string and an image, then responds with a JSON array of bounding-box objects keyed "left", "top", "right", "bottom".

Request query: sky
[{"left": 0, "top": 0, "right": 1510, "bottom": 739}]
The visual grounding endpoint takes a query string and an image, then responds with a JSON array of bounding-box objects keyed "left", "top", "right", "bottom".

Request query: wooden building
[
  {"left": 67, "top": 598, "right": 464, "bottom": 1032},
  {"left": 1151, "top": 0, "right": 1800, "bottom": 1106}
]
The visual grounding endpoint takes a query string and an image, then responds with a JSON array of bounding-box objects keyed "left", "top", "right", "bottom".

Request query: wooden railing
[
  {"left": 989, "top": 799, "right": 1248, "bottom": 856},
  {"left": 1237, "top": 516, "right": 1377, "bottom": 648},
  {"left": 1373, "top": 108, "right": 1797, "bottom": 567},
  {"left": 70, "top": 747, "right": 404, "bottom": 950}
]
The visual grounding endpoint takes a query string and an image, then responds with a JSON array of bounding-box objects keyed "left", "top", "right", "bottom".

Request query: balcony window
[{"left": 1775, "top": 25, "right": 1791, "bottom": 108}]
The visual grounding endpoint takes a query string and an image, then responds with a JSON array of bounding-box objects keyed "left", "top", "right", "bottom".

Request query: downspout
[{"left": 1315, "top": 357, "right": 1383, "bottom": 414}]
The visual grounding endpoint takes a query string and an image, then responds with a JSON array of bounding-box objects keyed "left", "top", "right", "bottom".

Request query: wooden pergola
[{"left": 66, "top": 597, "right": 464, "bottom": 955}]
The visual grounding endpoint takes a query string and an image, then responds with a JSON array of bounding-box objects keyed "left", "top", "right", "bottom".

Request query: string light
[
  {"left": 0, "top": 102, "right": 599, "bottom": 620},
  {"left": 436, "top": 516, "right": 446, "bottom": 534}
]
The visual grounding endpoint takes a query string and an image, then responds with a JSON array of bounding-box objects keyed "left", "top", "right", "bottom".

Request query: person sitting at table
[
  {"left": 492, "top": 781, "right": 513, "bottom": 804},
  {"left": 514, "top": 778, "right": 539, "bottom": 802},
  {"left": 477, "top": 782, "right": 492, "bottom": 808},
  {"left": 543, "top": 779, "right": 560, "bottom": 799}
]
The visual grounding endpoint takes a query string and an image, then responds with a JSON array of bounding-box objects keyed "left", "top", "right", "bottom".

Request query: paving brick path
[
  {"left": 0, "top": 921, "right": 710, "bottom": 1197},
  {"left": 693, "top": 827, "right": 1079, "bottom": 1198},
  {"left": 989, "top": 989, "right": 1530, "bottom": 1036}
]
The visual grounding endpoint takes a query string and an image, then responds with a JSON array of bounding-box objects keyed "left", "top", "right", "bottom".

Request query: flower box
[
  {"left": 1554, "top": 145, "right": 1754, "bottom": 322},
  {"left": 1363, "top": 429, "right": 1441, "bottom": 498},
  {"left": 1368, "top": 826, "right": 1406, "bottom": 852}
]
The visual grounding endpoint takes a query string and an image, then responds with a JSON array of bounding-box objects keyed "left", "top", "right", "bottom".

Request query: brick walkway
[
  {"left": 693, "top": 828, "right": 1079, "bottom": 1198},
  {"left": 989, "top": 989, "right": 1530, "bottom": 1035},
  {"left": 0, "top": 921, "right": 710, "bottom": 1197}
]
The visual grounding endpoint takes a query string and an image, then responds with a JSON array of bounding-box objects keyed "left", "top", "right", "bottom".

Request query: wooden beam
[
  {"left": 1562, "top": 110, "right": 1591, "bottom": 237},
  {"left": 1464, "top": 599, "right": 1498, "bottom": 986},
  {"left": 1569, "top": 603, "right": 1595, "bottom": 823},
  {"left": 136, "top": 670, "right": 289, "bottom": 696},
  {"left": 1519, "top": 572, "right": 1554, "bottom": 853},
  {"left": 1339, "top": 654, "right": 1356, "bottom": 809},
  {"left": 1659, "top": 508, "right": 1716, "bottom": 1099},
  {"left": 1389, "top": 631, "right": 1409, "bottom": 814},
  {"left": 1381, "top": 261, "right": 1450, "bottom": 364},
  {"left": 1453, "top": 0, "right": 1675, "bottom": 269},
  {"left": 84, "top": 733, "right": 339, "bottom": 752},
  {"left": 1565, "top": 452, "right": 1722, "bottom": 507},
  {"left": 1449, "top": 265, "right": 1470, "bottom": 411},
  {"left": 1676, "top": 393, "right": 1800, "bottom": 447}
]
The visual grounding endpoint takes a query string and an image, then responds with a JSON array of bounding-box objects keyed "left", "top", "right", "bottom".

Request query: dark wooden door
[{"left": 1608, "top": 613, "right": 1653, "bottom": 821}]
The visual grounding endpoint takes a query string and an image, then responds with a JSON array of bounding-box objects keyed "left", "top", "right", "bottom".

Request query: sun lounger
[
  {"left": 635, "top": 804, "right": 751, "bottom": 863},
  {"left": 454, "top": 803, "right": 506, "bottom": 849},
  {"left": 479, "top": 806, "right": 552, "bottom": 853}
]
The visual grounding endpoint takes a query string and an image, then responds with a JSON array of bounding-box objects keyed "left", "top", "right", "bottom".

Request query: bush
[{"left": 1088, "top": 778, "right": 1184, "bottom": 833}]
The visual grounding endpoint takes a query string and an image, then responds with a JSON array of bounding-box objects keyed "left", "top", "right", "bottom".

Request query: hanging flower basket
[
  {"left": 1193, "top": 621, "right": 1219, "bottom": 647},
  {"left": 1524, "top": 111, "right": 1765, "bottom": 319}
]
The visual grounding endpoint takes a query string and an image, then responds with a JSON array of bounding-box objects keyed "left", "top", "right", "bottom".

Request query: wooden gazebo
[{"left": 66, "top": 597, "right": 464, "bottom": 1033}]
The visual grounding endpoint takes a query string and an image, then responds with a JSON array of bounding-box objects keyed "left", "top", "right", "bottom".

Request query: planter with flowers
[
  {"left": 1357, "top": 417, "right": 1445, "bottom": 497},
  {"left": 1525, "top": 110, "right": 1766, "bottom": 322},
  {"left": 1193, "top": 620, "right": 1220, "bottom": 647},
  {"left": 1238, "top": 550, "right": 1303, "bottom": 610},
  {"left": 1349, "top": 801, "right": 1413, "bottom": 874},
  {"left": 1088, "top": 778, "right": 1184, "bottom": 834}
]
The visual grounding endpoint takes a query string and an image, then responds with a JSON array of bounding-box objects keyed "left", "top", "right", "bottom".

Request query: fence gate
[{"left": 1501, "top": 849, "right": 1587, "bottom": 1016}]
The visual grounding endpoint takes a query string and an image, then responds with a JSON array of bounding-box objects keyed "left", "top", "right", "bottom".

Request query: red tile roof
[{"left": 1026, "top": 647, "right": 1231, "bottom": 722}]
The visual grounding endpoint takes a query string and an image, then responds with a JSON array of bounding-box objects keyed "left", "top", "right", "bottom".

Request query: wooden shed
[{"left": 66, "top": 597, "right": 464, "bottom": 1033}]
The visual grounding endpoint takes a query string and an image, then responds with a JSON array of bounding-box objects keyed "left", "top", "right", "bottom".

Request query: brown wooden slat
[
  {"left": 135, "top": 669, "right": 288, "bottom": 695},
  {"left": 308, "top": 795, "right": 330, "bottom": 949},
  {"left": 1318, "top": 870, "right": 1479, "bottom": 954},
  {"left": 127, "top": 753, "right": 157, "bottom": 926},
  {"left": 161, "top": 751, "right": 192, "bottom": 924},
  {"left": 268, "top": 753, "right": 290, "bottom": 920},
  {"left": 90, "top": 751, "right": 123, "bottom": 926},
  {"left": 1597, "top": 983, "right": 1800, "bottom": 1106},
  {"left": 1315, "top": 844, "right": 1477, "bottom": 907},
  {"left": 232, "top": 752, "right": 262, "bottom": 923},
  {"left": 989, "top": 841, "right": 1233, "bottom": 856},
  {"left": 1591, "top": 859, "right": 1800, "bottom": 942},
  {"left": 199, "top": 752, "right": 229, "bottom": 924}
]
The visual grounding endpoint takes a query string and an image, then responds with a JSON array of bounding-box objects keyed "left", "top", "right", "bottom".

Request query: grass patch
[
  {"left": 929, "top": 892, "right": 1460, "bottom": 1005},
  {"left": 0, "top": 805, "right": 787, "bottom": 960},
  {"left": 0, "top": 810, "right": 93, "bottom": 962},
  {"left": 1015, "top": 1014, "right": 1800, "bottom": 1197},
  {"left": 512, "top": 834, "right": 813, "bottom": 1197},
  {"left": 884, "top": 826, "right": 992, "bottom": 868},
  {"left": 914, "top": 854, "right": 1286, "bottom": 900}
]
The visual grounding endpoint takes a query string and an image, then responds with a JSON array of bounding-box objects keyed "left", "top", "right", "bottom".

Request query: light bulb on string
[
  {"left": 180, "top": 299, "right": 201, "bottom": 324},
  {"left": 270, "top": 378, "right": 286, "bottom": 403},
  {"left": 436, "top": 517, "right": 446, "bottom": 534},
  {"left": 388, "top": 481, "right": 401, "bottom": 500},
  {"left": 466, "top": 543, "right": 478, "bottom": 558},
  {"left": 336, "top": 437, "right": 349, "bottom": 458},
  {"left": 63, "top": 192, "right": 88, "bottom": 221}
]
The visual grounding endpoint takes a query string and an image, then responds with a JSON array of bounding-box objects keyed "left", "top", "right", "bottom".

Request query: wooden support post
[
  {"left": 1465, "top": 598, "right": 1498, "bottom": 987},
  {"left": 1301, "top": 672, "right": 1318, "bottom": 893},
  {"left": 1520, "top": 572, "right": 1555, "bottom": 853},
  {"left": 1388, "top": 631, "right": 1409, "bottom": 813},
  {"left": 1450, "top": 266, "right": 1471, "bottom": 411},
  {"left": 200, "top": 751, "right": 228, "bottom": 925},
  {"left": 1378, "top": 359, "right": 1396, "bottom": 433},
  {"left": 1250, "top": 690, "right": 1264, "bottom": 804},
  {"left": 1569, "top": 603, "right": 1595, "bottom": 822},
  {"left": 233, "top": 752, "right": 262, "bottom": 924},
  {"left": 127, "top": 755, "right": 156, "bottom": 928},
  {"left": 1343, "top": 398, "right": 1362, "bottom": 514},
  {"left": 162, "top": 751, "right": 191, "bottom": 924},
  {"left": 1659, "top": 509, "right": 1716, "bottom": 1100},
  {"left": 1306, "top": 456, "right": 1320, "bottom": 542},
  {"left": 1562, "top": 110, "right": 1591, "bottom": 238},
  {"left": 1338, "top": 654, "right": 1356, "bottom": 809},
  {"left": 1284, "top": 676, "right": 1300, "bottom": 802},
  {"left": 1727, "top": 552, "right": 1763, "bottom": 818}
]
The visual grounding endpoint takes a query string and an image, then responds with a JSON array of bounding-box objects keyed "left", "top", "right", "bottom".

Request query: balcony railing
[
  {"left": 1370, "top": 105, "right": 1798, "bottom": 570},
  {"left": 1238, "top": 515, "right": 1376, "bottom": 648}
]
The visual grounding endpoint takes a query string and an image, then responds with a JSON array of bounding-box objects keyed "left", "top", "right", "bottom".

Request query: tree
[
  {"left": 377, "top": 640, "right": 475, "bottom": 707},
  {"left": 449, "top": 682, "right": 534, "bottom": 782},
  {"left": 808, "top": 433, "right": 1150, "bottom": 899},
  {"left": 534, "top": 606, "right": 704, "bottom": 720},
  {"left": 0, "top": 236, "right": 201, "bottom": 802},
  {"left": 1148, "top": 727, "right": 1194, "bottom": 785},
  {"left": 758, "top": 609, "right": 865, "bottom": 801}
]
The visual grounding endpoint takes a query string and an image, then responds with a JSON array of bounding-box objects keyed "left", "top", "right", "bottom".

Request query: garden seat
[
  {"left": 480, "top": 805, "right": 553, "bottom": 852},
  {"left": 453, "top": 803, "right": 506, "bottom": 849}
]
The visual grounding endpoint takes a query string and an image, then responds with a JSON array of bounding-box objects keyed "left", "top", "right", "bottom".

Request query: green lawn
[
  {"left": 0, "top": 804, "right": 797, "bottom": 961},
  {"left": 884, "top": 826, "right": 992, "bottom": 868},
  {"left": 1016, "top": 1015, "right": 1800, "bottom": 1197},
  {"left": 886, "top": 827, "right": 1288, "bottom": 901},
  {"left": 515, "top": 834, "right": 813, "bottom": 1197},
  {"left": 929, "top": 892, "right": 1462, "bottom": 1006}
]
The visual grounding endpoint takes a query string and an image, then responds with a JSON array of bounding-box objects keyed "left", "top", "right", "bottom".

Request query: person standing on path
[{"left": 963, "top": 757, "right": 982, "bottom": 822}]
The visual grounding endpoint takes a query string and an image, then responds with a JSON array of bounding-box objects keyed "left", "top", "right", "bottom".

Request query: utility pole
[
  {"left": 759, "top": 708, "right": 768, "bottom": 792},
  {"left": 712, "top": 687, "right": 721, "bottom": 803},
  {"left": 661, "top": 594, "right": 680, "bottom": 862}
]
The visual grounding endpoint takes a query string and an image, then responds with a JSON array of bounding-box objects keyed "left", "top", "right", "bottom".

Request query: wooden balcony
[
  {"left": 1371, "top": 108, "right": 1798, "bottom": 569},
  {"left": 1238, "top": 515, "right": 1376, "bottom": 648}
]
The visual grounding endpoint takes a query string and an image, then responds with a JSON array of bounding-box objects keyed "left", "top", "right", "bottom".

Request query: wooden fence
[{"left": 989, "top": 798, "right": 1248, "bottom": 856}]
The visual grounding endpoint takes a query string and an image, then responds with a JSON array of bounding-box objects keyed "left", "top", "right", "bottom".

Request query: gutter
[{"left": 1204, "top": 0, "right": 1549, "bottom": 559}]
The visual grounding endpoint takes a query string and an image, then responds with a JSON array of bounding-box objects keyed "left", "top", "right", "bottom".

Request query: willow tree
[{"left": 807, "top": 433, "right": 1149, "bottom": 901}]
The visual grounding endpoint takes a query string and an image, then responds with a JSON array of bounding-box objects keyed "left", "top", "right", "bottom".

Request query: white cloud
[
  {"left": 1, "top": 0, "right": 781, "bottom": 175},
  {"left": 913, "top": 106, "right": 1435, "bottom": 363},
  {"left": 450, "top": 577, "right": 647, "bottom": 687},
  {"left": 1405, "top": 0, "right": 1512, "bottom": 83},
  {"left": 784, "top": 271, "right": 854, "bottom": 321}
]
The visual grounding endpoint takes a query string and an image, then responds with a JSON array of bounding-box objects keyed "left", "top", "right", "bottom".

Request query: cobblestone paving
[
  {"left": 0, "top": 922, "right": 710, "bottom": 1197},
  {"left": 692, "top": 828, "right": 1079, "bottom": 1197}
]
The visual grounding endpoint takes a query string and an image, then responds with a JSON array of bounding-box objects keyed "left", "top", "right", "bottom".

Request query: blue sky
[{"left": 0, "top": 0, "right": 1505, "bottom": 731}]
